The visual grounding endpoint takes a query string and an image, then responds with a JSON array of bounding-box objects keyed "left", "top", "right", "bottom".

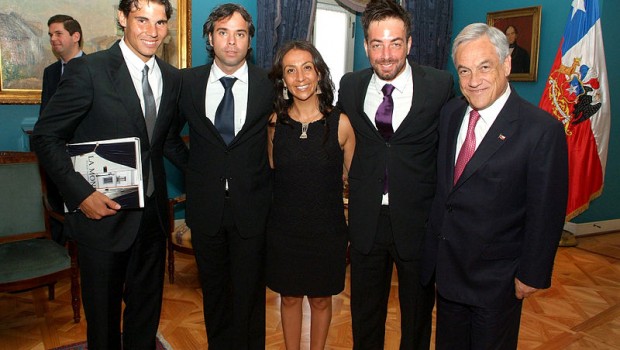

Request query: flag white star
[{"left": 571, "top": 0, "right": 586, "bottom": 19}]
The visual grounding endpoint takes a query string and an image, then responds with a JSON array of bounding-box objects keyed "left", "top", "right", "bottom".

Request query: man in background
[
  {"left": 178, "top": 3, "right": 274, "bottom": 349},
  {"left": 39, "top": 14, "right": 85, "bottom": 244},
  {"left": 40, "top": 14, "right": 84, "bottom": 114},
  {"left": 337, "top": 0, "right": 454, "bottom": 348},
  {"left": 422, "top": 23, "right": 567, "bottom": 349}
]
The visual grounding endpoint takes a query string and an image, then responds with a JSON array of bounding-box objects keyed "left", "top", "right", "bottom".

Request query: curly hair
[
  {"left": 268, "top": 40, "right": 335, "bottom": 125},
  {"left": 117, "top": 0, "right": 173, "bottom": 31},
  {"left": 202, "top": 3, "right": 255, "bottom": 60},
  {"left": 361, "top": 0, "right": 411, "bottom": 42}
]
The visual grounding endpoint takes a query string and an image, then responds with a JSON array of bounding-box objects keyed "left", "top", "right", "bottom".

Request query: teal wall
[{"left": 1, "top": 0, "right": 618, "bottom": 223}]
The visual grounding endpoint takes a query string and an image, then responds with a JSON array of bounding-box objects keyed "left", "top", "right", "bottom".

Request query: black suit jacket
[
  {"left": 179, "top": 63, "right": 274, "bottom": 238},
  {"left": 338, "top": 59, "right": 454, "bottom": 260},
  {"left": 32, "top": 41, "right": 187, "bottom": 252},
  {"left": 40, "top": 60, "right": 62, "bottom": 115},
  {"left": 422, "top": 91, "right": 568, "bottom": 308},
  {"left": 510, "top": 44, "right": 530, "bottom": 73}
]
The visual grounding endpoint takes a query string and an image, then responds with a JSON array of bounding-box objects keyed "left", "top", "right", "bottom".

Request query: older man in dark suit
[
  {"left": 337, "top": 0, "right": 453, "bottom": 348},
  {"left": 178, "top": 3, "right": 274, "bottom": 349},
  {"left": 422, "top": 23, "right": 568, "bottom": 349},
  {"left": 32, "top": 0, "right": 186, "bottom": 348}
]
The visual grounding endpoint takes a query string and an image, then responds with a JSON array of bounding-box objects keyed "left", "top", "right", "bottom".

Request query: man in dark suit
[
  {"left": 505, "top": 25, "right": 530, "bottom": 73},
  {"left": 39, "top": 14, "right": 84, "bottom": 244},
  {"left": 178, "top": 4, "right": 274, "bottom": 349},
  {"left": 337, "top": 1, "right": 453, "bottom": 348},
  {"left": 422, "top": 23, "right": 568, "bottom": 349},
  {"left": 32, "top": 1, "right": 186, "bottom": 348},
  {"left": 40, "top": 15, "right": 84, "bottom": 115}
]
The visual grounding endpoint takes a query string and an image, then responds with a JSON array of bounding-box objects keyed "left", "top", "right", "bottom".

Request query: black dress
[{"left": 266, "top": 108, "right": 348, "bottom": 297}]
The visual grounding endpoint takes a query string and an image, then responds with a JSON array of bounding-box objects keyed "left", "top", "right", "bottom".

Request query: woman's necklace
[
  {"left": 293, "top": 110, "right": 322, "bottom": 139},
  {"left": 300, "top": 122, "right": 310, "bottom": 139}
]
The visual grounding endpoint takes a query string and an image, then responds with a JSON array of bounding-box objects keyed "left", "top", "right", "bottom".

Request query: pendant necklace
[{"left": 300, "top": 122, "right": 309, "bottom": 139}]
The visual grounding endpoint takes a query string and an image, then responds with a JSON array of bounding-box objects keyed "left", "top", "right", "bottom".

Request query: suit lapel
[
  {"left": 352, "top": 70, "right": 379, "bottom": 137},
  {"left": 230, "top": 64, "right": 261, "bottom": 146},
  {"left": 190, "top": 65, "right": 225, "bottom": 144},
  {"left": 108, "top": 42, "right": 147, "bottom": 141},
  {"left": 392, "top": 61, "right": 424, "bottom": 140},
  {"left": 453, "top": 92, "right": 518, "bottom": 188},
  {"left": 151, "top": 57, "right": 175, "bottom": 145}
]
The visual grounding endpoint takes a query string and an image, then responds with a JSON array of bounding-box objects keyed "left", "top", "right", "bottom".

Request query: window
[{"left": 313, "top": 0, "right": 355, "bottom": 104}]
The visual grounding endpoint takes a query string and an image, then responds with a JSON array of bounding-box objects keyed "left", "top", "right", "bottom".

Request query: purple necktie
[
  {"left": 376, "top": 84, "right": 395, "bottom": 194},
  {"left": 375, "top": 84, "right": 395, "bottom": 141},
  {"left": 454, "top": 109, "right": 481, "bottom": 185}
]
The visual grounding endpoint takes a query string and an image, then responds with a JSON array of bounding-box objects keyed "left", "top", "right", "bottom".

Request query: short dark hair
[
  {"left": 361, "top": 0, "right": 411, "bottom": 42},
  {"left": 202, "top": 3, "right": 255, "bottom": 59},
  {"left": 117, "top": 0, "right": 173, "bottom": 31},
  {"left": 48, "top": 14, "right": 83, "bottom": 48},
  {"left": 268, "top": 40, "right": 335, "bottom": 127}
]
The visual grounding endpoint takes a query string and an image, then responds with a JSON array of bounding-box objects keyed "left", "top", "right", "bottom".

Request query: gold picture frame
[
  {"left": 487, "top": 6, "right": 541, "bottom": 82},
  {"left": 0, "top": 0, "right": 191, "bottom": 105}
]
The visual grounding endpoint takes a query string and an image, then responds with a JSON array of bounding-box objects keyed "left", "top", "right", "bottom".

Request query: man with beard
[{"left": 337, "top": 0, "right": 453, "bottom": 348}]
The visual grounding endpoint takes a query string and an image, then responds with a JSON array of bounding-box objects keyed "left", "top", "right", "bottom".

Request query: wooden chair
[
  {"left": 0, "top": 151, "right": 81, "bottom": 323},
  {"left": 167, "top": 194, "right": 193, "bottom": 283}
]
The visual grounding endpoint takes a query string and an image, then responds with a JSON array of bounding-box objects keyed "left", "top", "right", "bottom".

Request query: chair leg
[
  {"left": 47, "top": 283, "right": 56, "bottom": 300},
  {"left": 168, "top": 240, "right": 175, "bottom": 284},
  {"left": 68, "top": 240, "right": 81, "bottom": 323}
]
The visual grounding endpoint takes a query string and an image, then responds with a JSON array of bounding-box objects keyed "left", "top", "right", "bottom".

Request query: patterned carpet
[{"left": 50, "top": 334, "right": 172, "bottom": 350}]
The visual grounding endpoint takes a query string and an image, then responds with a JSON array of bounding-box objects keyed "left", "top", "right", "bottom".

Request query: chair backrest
[{"left": 0, "top": 152, "right": 49, "bottom": 243}]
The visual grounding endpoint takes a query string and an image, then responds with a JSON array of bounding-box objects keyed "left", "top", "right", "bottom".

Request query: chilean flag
[{"left": 538, "top": 0, "right": 610, "bottom": 221}]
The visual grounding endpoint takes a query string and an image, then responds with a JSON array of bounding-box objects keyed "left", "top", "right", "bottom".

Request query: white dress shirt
[
  {"left": 119, "top": 39, "right": 163, "bottom": 116},
  {"left": 205, "top": 62, "right": 249, "bottom": 136},
  {"left": 363, "top": 62, "right": 414, "bottom": 205},
  {"left": 455, "top": 85, "right": 511, "bottom": 162}
]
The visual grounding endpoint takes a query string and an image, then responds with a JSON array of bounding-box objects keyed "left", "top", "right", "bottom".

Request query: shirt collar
[
  {"left": 210, "top": 61, "right": 249, "bottom": 85},
  {"left": 60, "top": 50, "right": 84, "bottom": 65},
  {"left": 119, "top": 38, "right": 156, "bottom": 73},
  {"left": 371, "top": 61, "right": 412, "bottom": 94},
  {"left": 467, "top": 84, "right": 512, "bottom": 123}
]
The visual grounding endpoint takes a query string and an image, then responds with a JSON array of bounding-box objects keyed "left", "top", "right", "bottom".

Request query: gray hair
[{"left": 451, "top": 23, "right": 510, "bottom": 64}]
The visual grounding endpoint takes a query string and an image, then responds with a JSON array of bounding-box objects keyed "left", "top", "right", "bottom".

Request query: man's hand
[
  {"left": 79, "top": 191, "right": 121, "bottom": 220},
  {"left": 515, "top": 278, "right": 539, "bottom": 299}
]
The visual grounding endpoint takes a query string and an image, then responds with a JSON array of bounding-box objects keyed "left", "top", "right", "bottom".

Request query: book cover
[{"left": 67, "top": 137, "right": 144, "bottom": 209}]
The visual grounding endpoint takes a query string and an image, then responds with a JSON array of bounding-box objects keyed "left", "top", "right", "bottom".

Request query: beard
[{"left": 371, "top": 57, "right": 407, "bottom": 81}]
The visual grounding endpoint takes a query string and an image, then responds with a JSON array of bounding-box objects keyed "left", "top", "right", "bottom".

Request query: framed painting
[
  {"left": 0, "top": 0, "right": 191, "bottom": 104},
  {"left": 487, "top": 6, "right": 541, "bottom": 82}
]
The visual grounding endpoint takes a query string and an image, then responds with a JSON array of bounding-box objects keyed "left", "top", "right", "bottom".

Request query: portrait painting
[
  {"left": 0, "top": 0, "right": 190, "bottom": 104},
  {"left": 487, "top": 6, "right": 541, "bottom": 82}
]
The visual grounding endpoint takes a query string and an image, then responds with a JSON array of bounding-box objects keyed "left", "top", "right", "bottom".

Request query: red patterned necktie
[{"left": 453, "top": 109, "right": 480, "bottom": 185}]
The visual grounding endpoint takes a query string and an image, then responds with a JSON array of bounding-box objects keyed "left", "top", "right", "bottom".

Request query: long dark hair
[{"left": 268, "top": 40, "right": 335, "bottom": 125}]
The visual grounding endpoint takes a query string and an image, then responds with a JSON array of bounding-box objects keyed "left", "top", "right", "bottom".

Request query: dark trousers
[
  {"left": 78, "top": 197, "right": 166, "bottom": 350},
  {"left": 351, "top": 206, "right": 434, "bottom": 350},
  {"left": 192, "top": 199, "right": 266, "bottom": 350},
  {"left": 435, "top": 292, "right": 523, "bottom": 350}
]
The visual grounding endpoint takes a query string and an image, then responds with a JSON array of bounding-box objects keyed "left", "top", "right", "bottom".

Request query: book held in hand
[{"left": 67, "top": 137, "right": 144, "bottom": 210}]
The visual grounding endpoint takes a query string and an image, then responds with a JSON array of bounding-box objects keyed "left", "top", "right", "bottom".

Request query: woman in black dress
[{"left": 266, "top": 41, "right": 355, "bottom": 349}]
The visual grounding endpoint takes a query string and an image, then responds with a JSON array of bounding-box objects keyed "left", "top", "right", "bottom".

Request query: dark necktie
[
  {"left": 142, "top": 65, "right": 157, "bottom": 196},
  {"left": 215, "top": 77, "right": 237, "bottom": 145},
  {"left": 375, "top": 83, "right": 395, "bottom": 194},
  {"left": 454, "top": 109, "right": 481, "bottom": 185},
  {"left": 61, "top": 63, "right": 66, "bottom": 76},
  {"left": 375, "top": 84, "right": 395, "bottom": 141}
]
